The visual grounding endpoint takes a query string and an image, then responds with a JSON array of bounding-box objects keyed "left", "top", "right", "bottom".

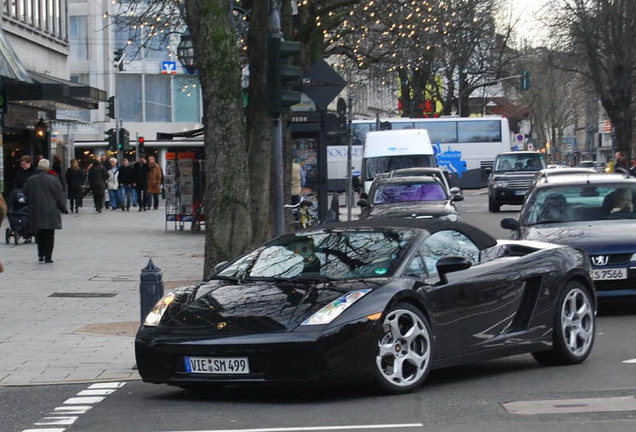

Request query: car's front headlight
[
  {"left": 301, "top": 289, "right": 371, "bottom": 325},
  {"left": 143, "top": 292, "right": 176, "bottom": 327},
  {"left": 439, "top": 213, "right": 460, "bottom": 222},
  {"left": 495, "top": 180, "right": 508, "bottom": 188}
]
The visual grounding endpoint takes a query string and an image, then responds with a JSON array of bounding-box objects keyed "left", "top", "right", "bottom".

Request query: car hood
[
  {"left": 161, "top": 279, "right": 385, "bottom": 333},
  {"left": 368, "top": 201, "right": 455, "bottom": 219},
  {"left": 520, "top": 220, "right": 636, "bottom": 254}
]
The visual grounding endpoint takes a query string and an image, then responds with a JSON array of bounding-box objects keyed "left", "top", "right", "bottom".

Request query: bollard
[
  {"left": 330, "top": 193, "right": 340, "bottom": 222},
  {"left": 140, "top": 258, "right": 164, "bottom": 323}
]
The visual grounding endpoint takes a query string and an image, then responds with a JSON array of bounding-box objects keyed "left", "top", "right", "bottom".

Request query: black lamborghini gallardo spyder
[{"left": 135, "top": 219, "right": 595, "bottom": 394}]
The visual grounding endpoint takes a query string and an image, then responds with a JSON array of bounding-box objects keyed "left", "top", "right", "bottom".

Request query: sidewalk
[{"left": 0, "top": 204, "right": 205, "bottom": 386}]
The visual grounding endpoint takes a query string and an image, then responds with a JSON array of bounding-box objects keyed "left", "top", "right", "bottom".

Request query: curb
[{"left": 0, "top": 376, "right": 141, "bottom": 388}]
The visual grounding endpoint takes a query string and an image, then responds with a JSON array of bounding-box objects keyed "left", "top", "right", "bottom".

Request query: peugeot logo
[
  {"left": 591, "top": 255, "right": 609, "bottom": 266},
  {"left": 217, "top": 322, "right": 227, "bottom": 329}
]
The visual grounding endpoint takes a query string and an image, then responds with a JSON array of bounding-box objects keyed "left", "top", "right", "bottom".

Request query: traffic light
[
  {"left": 113, "top": 49, "right": 124, "bottom": 71},
  {"left": 118, "top": 128, "right": 129, "bottom": 151},
  {"left": 106, "top": 96, "right": 116, "bottom": 119},
  {"left": 137, "top": 136, "right": 145, "bottom": 155},
  {"left": 267, "top": 33, "right": 302, "bottom": 115},
  {"left": 520, "top": 70, "right": 531, "bottom": 91},
  {"left": 104, "top": 128, "right": 116, "bottom": 151}
]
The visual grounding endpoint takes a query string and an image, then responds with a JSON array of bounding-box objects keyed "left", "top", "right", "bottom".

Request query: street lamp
[{"left": 177, "top": 34, "right": 197, "bottom": 74}]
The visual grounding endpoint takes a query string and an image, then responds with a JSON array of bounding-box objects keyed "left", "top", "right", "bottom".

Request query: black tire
[
  {"left": 488, "top": 196, "right": 500, "bottom": 213},
  {"left": 13, "top": 231, "right": 18, "bottom": 245},
  {"left": 374, "top": 303, "right": 433, "bottom": 394},
  {"left": 532, "top": 281, "right": 595, "bottom": 366},
  {"left": 5, "top": 228, "right": 10, "bottom": 244}
]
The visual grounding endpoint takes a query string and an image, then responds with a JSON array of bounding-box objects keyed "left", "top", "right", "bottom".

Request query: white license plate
[
  {"left": 514, "top": 190, "right": 526, "bottom": 196},
  {"left": 592, "top": 268, "right": 628, "bottom": 280},
  {"left": 184, "top": 356, "right": 250, "bottom": 374}
]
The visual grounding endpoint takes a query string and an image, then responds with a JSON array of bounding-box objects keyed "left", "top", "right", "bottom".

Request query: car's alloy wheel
[
  {"left": 560, "top": 287, "right": 594, "bottom": 357},
  {"left": 375, "top": 303, "right": 432, "bottom": 393},
  {"left": 533, "top": 282, "right": 595, "bottom": 365}
]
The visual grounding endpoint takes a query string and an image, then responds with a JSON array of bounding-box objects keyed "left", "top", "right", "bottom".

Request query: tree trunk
[
  {"left": 184, "top": 0, "right": 253, "bottom": 276},
  {"left": 246, "top": 0, "right": 272, "bottom": 245}
]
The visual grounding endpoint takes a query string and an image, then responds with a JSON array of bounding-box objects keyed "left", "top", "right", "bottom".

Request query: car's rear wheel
[
  {"left": 532, "top": 282, "right": 595, "bottom": 366},
  {"left": 375, "top": 303, "right": 432, "bottom": 394},
  {"left": 488, "top": 196, "right": 500, "bottom": 212},
  {"left": 5, "top": 228, "right": 11, "bottom": 244}
]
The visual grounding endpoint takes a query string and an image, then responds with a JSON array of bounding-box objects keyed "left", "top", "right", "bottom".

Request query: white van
[{"left": 362, "top": 129, "right": 436, "bottom": 192}]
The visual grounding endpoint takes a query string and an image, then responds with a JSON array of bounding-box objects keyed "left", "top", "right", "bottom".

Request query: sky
[{"left": 508, "top": 0, "right": 549, "bottom": 46}]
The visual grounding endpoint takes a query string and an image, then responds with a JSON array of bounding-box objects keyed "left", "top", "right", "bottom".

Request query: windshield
[
  {"left": 494, "top": 154, "right": 546, "bottom": 172},
  {"left": 373, "top": 182, "right": 447, "bottom": 204},
  {"left": 217, "top": 229, "right": 417, "bottom": 280},
  {"left": 365, "top": 155, "right": 436, "bottom": 181},
  {"left": 522, "top": 184, "right": 636, "bottom": 225}
]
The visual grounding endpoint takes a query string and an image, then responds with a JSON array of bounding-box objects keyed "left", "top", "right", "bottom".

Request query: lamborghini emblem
[{"left": 217, "top": 322, "right": 227, "bottom": 329}]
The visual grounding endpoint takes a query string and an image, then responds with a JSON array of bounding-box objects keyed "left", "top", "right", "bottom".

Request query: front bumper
[
  {"left": 592, "top": 267, "right": 636, "bottom": 300},
  {"left": 489, "top": 187, "right": 528, "bottom": 205},
  {"left": 135, "top": 319, "right": 380, "bottom": 386}
]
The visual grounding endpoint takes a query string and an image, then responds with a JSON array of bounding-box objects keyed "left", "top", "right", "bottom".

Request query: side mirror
[
  {"left": 450, "top": 194, "right": 464, "bottom": 202},
  {"left": 449, "top": 187, "right": 461, "bottom": 195},
  {"left": 436, "top": 256, "right": 472, "bottom": 284},
  {"left": 500, "top": 218, "right": 520, "bottom": 231},
  {"left": 357, "top": 199, "right": 370, "bottom": 208},
  {"left": 213, "top": 260, "right": 229, "bottom": 274},
  {"left": 359, "top": 192, "right": 369, "bottom": 200},
  {"left": 485, "top": 167, "right": 492, "bottom": 175}
]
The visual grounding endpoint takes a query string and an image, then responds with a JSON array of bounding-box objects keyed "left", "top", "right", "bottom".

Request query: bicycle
[{"left": 284, "top": 195, "right": 317, "bottom": 230}]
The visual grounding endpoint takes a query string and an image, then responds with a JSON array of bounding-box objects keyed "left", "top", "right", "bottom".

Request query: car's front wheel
[
  {"left": 375, "top": 303, "right": 432, "bottom": 394},
  {"left": 532, "top": 282, "right": 595, "bottom": 366}
]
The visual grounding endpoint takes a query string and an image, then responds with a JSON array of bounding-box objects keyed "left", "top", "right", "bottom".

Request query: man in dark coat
[
  {"left": 87, "top": 159, "right": 108, "bottom": 213},
  {"left": 118, "top": 158, "right": 135, "bottom": 211},
  {"left": 14, "top": 155, "right": 35, "bottom": 189},
  {"left": 23, "top": 159, "right": 68, "bottom": 263},
  {"left": 133, "top": 156, "right": 149, "bottom": 212}
]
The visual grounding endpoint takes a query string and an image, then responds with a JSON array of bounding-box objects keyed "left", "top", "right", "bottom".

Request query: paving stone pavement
[{"left": 0, "top": 203, "right": 205, "bottom": 386}]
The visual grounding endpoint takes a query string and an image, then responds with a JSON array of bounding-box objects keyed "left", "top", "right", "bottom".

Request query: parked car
[
  {"left": 579, "top": 160, "right": 607, "bottom": 173},
  {"left": 357, "top": 176, "right": 462, "bottom": 221},
  {"left": 500, "top": 173, "right": 636, "bottom": 302},
  {"left": 487, "top": 151, "right": 547, "bottom": 212},
  {"left": 136, "top": 219, "right": 595, "bottom": 394}
]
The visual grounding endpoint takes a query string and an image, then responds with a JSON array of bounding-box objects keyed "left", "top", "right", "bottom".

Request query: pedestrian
[
  {"left": 0, "top": 193, "right": 6, "bottom": 272},
  {"left": 65, "top": 159, "right": 85, "bottom": 214},
  {"left": 133, "top": 156, "right": 148, "bottom": 211},
  {"left": 147, "top": 155, "right": 163, "bottom": 210},
  {"left": 23, "top": 159, "right": 68, "bottom": 263},
  {"left": 118, "top": 158, "right": 135, "bottom": 211},
  {"left": 106, "top": 158, "right": 121, "bottom": 211},
  {"left": 291, "top": 161, "right": 301, "bottom": 205},
  {"left": 100, "top": 154, "right": 111, "bottom": 208},
  {"left": 87, "top": 159, "right": 108, "bottom": 213},
  {"left": 14, "top": 155, "right": 35, "bottom": 189}
]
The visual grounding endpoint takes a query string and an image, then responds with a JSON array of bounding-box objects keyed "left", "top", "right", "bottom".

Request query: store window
[
  {"left": 145, "top": 75, "right": 171, "bottom": 122},
  {"left": 172, "top": 76, "right": 201, "bottom": 122},
  {"left": 70, "top": 16, "right": 88, "bottom": 60},
  {"left": 117, "top": 74, "right": 143, "bottom": 122}
]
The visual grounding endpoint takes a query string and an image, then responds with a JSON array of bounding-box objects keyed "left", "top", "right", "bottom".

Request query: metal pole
[
  {"left": 115, "top": 118, "right": 121, "bottom": 163},
  {"left": 269, "top": 1, "right": 284, "bottom": 236},
  {"left": 346, "top": 91, "right": 353, "bottom": 221}
]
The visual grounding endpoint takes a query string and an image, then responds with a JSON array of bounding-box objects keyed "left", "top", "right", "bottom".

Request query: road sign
[
  {"left": 161, "top": 61, "right": 177, "bottom": 75},
  {"left": 527, "top": 143, "right": 534, "bottom": 151},
  {"left": 301, "top": 59, "right": 346, "bottom": 110},
  {"left": 515, "top": 134, "right": 524, "bottom": 142},
  {"left": 603, "top": 120, "right": 612, "bottom": 133}
]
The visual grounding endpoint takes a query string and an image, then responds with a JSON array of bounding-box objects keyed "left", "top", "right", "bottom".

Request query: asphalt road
[{"left": 5, "top": 192, "right": 636, "bottom": 432}]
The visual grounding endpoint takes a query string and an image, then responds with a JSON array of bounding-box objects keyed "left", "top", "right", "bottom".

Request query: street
[{"left": 2, "top": 193, "right": 636, "bottom": 432}]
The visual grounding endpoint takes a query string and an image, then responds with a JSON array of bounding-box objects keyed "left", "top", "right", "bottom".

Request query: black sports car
[
  {"left": 357, "top": 176, "right": 463, "bottom": 221},
  {"left": 136, "top": 219, "right": 595, "bottom": 394}
]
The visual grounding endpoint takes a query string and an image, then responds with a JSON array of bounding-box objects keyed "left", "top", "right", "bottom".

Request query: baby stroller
[{"left": 5, "top": 189, "right": 32, "bottom": 244}]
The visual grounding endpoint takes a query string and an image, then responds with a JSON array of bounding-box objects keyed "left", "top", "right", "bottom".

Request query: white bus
[{"left": 328, "top": 116, "right": 511, "bottom": 189}]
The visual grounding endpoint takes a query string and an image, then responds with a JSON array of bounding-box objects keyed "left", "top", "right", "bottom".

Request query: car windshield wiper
[
  {"left": 243, "top": 275, "right": 334, "bottom": 283},
  {"left": 288, "top": 274, "right": 334, "bottom": 282}
]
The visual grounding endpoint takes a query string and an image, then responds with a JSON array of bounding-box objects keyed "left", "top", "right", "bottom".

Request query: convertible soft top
[{"left": 321, "top": 218, "right": 498, "bottom": 251}]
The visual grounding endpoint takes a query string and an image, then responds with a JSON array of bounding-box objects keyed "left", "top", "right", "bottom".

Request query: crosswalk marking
[
  {"left": 34, "top": 416, "right": 78, "bottom": 426},
  {"left": 503, "top": 396, "right": 636, "bottom": 415}
]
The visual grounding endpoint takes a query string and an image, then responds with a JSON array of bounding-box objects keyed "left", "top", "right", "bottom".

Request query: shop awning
[
  {"left": 4, "top": 71, "right": 107, "bottom": 111},
  {"left": 0, "top": 26, "right": 32, "bottom": 82}
]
